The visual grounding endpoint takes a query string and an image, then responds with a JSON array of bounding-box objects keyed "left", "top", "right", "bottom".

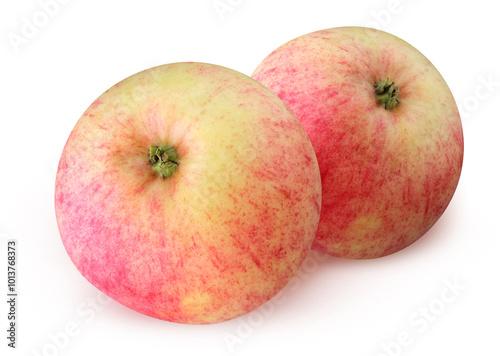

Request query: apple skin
[
  {"left": 55, "top": 62, "right": 321, "bottom": 324},
  {"left": 252, "top": 27, "right": 464, "bottom": 259}
]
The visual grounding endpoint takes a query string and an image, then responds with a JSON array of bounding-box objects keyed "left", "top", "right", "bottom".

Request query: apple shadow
[{"left": 248, "top": 195, "right": 467, "bottom": 321}]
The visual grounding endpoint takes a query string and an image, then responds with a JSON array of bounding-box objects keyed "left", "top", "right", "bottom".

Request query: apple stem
[
  {"left": 375, "top": 78, "right": 400, "bottom": 110},
  {"left": 149, "top": 145, "right": 179, "bottom": 178}
]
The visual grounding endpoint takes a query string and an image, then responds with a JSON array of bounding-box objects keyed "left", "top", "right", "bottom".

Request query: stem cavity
[
  {"left": 375, "top": 78, "right": 400, "bottom": 110},
  {"left": 149, "top": 145, "right": 179, "bottom": 179}
]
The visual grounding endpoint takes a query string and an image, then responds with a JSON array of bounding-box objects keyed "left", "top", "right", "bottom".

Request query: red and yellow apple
[
  {"left": 252, "top": 27, "right": 464, "bottom": 259},
  {"left": 55, "top": 62, "right": 321, "bottom": 324}
]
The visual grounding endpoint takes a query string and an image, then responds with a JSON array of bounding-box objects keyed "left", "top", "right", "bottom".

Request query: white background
[{"left": 1, "top": 0, "right": 499, "bottom": 355}]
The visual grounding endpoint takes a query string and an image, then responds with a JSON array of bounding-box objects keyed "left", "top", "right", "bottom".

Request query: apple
[
  {"left": 55, "top": 62, "right": 321, "bottom": 324},
  {"left": 252, "top": 27, "right": 464, "bottom": 259}
]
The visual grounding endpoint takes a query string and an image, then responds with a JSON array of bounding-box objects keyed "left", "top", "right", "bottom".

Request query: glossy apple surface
[
  {"left": 55, "top": 62, "right": 321, "bottom": 323},
  {"left": 253, "top": 27, "right": 464, "bottom": 259}
]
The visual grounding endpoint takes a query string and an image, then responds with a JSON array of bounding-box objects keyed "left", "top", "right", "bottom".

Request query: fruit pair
[{"left": 55, "top": 27, "right": 464, "bottom": 324}]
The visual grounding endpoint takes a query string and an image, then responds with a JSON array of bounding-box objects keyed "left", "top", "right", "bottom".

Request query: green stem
[
  {"left": 149, "top": 145, "right": 179, "bottom": 178},
  {"left": 374, "top": 78, "right": 400, "bottom": 110}
]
